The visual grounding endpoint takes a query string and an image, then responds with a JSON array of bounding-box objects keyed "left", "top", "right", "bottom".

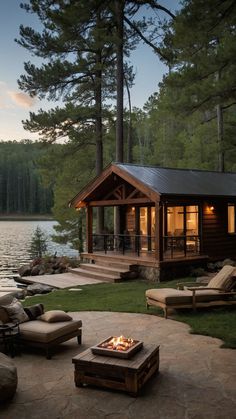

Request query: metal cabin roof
[{"left": 116, "top": 163, "right": 236, "bottom": 197}]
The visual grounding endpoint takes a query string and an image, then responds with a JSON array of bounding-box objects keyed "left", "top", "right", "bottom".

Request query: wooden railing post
[
  {"left": 86, "top": 205, "right": 93, "bottom": 253},
  {"left": 155, "top": 201, "right": 163, "bottom": 262}
]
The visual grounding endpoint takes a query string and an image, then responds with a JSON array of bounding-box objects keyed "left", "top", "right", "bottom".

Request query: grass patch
[{"left": 23, "top": 278, "right": 236, "bottom": 349}]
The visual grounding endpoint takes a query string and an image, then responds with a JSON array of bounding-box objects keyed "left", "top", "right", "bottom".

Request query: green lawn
[{"left": 23, "top": 279, "right": 236, "bottom": 349}]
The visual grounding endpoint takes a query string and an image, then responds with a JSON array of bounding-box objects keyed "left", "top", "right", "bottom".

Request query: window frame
[{"left": 165, "top": 204, "right": 199, "bottom": 237}]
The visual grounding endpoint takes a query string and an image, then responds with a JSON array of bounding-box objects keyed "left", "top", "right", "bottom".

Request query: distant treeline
[{"left": 0, "top": 141, "right": 53, "bottom": 214}]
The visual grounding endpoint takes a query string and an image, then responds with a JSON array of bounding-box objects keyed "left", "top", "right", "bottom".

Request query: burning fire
[{"left": 100, "top": 335, "right": 135, "bottom": 352}]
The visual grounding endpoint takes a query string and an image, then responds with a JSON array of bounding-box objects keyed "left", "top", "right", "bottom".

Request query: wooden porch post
[
  {"left": 155, "top": 201, "right": 163, "bottom": 261},
  {"left": 86, "top": 205, "right": 93, "bottom": 253},
  {"left": 147, "top": 206, "right": 152, "bottom": 251}
]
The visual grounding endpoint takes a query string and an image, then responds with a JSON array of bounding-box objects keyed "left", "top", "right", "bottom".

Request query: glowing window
[{"left": 228, "top": 204, "right": 235, "bottom": 233}]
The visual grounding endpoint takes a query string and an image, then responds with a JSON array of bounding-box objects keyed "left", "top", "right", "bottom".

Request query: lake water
[{"left": 0, "top": 220, "right": 78, "bottom": 285}]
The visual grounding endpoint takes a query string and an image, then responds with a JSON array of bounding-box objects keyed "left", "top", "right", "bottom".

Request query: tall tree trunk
[
  {"left": 125, "top": 76, "right": 132, "bottom": 163},
  {"left": 95, "top": 12, "right": 104, "bottom": 233},
  {"left": 216, "top": 103, "right": 224, "bottom": 172},
  {"left": 114, "top": 0, "right": 124, "bottom": 237},
  {"left": 215, "top": 44, "right": 224, "bottom": 172},
  {"left": 115, "top": 0, "right": 124, "bottom": 163}
]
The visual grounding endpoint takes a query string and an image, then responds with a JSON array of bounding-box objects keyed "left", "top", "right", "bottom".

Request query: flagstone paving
[{"left": 1, "top": 311, "right": 235, "bottom": 419}]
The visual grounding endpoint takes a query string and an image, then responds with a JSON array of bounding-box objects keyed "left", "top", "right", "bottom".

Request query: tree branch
[
  {"left": 124, "top": 16, "right": 170, "bottom": 62},
  {"left": 134, "top": 0, "right": 176, "bottom": 19}
]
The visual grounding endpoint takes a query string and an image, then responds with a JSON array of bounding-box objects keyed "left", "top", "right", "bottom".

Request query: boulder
[
  {"left": 30, "top": 265, "right": 41, "bottom": 276},
  {"left": 222, "top": 258, "right": 236, "bottom": 267},
  {"left": 0, "top": 287, "right": 26, "bottom": 299},
  {"left": 207, "top": 262, "right": 217, "bottom": 272},
  {"left": 26, "top": 283, "right": 54, "bottom": 296},
  {"left": 0, "top": 353, "right": 17, "bottom": 403},
  {"left": 18, "top": 256, "right": 71, "bottom": 278},
  {"left": 215, "top": 260, "right": 224, "bottom": 269},
  {"left": 18, "top": 264, "right": 31, "bottom": 277}
]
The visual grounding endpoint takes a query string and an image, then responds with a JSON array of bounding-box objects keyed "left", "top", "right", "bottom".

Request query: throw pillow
[
  {"left": 3, "top": 298, "right": 29, "bottom": 324},
  {"left": 39, "top": 310, "right": 72, "bottom": 323},
  {"left": 24, "top": 303, "right": 44, "bottom": 320},
  {"left": 0, "top": 307, "right": 11, "bottom": 324}
]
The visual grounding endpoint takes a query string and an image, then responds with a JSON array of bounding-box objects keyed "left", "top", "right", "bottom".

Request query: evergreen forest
[
  {"left": 1, "top": 0, "right": 235, "bottom": 250},
  {"left": 0, "top": 141, "right": 53, "bottom": 215}
]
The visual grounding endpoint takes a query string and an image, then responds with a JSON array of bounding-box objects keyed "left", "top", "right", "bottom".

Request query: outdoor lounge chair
[
  {"left": 146, "top": 265, "right": 236, "bottom": 318},
  {"left": 0, "top": 293, "right": 82, "bottom": 359}
]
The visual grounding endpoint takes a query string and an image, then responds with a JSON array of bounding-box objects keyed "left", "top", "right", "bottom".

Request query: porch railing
[
  {"left": 93, "top": 233, "right": 155, "bottom": 256},
  {"left": 92, "top": 233, "right": 200, "bottom": 259},
  {"left": 163, "top": 235, "right": 200, "bottom": 258}
]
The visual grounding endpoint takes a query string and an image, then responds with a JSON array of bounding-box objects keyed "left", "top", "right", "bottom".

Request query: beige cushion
[
  {"left": 39, "top": 310, "right": 72, "bottom": 323},
  {"left": 207, "top": 265, "right": 236, "bottom": 290},
  {"left": 19, "top": 319, "right": 82, "bottom": 343},
  {"left": 2, "top": 298, "right": 29, "bottom": 324},
  {"left": 146, "top": 288, "right": 222, "bottom": 306}
]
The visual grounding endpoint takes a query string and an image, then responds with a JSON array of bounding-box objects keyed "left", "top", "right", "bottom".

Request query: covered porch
[{"left": 69, "top": 163, "right": 208, "bottom": 280}]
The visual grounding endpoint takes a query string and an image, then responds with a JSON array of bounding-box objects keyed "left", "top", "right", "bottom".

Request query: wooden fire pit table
[{"left": 72, "top": 343, "right": 159, "bottom": 396}]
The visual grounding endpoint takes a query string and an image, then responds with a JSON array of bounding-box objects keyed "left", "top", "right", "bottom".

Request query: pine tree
[
  {"left": 160, "top": 0, "right": 236, "bottom": 171},
  {"left": 29, "top": 226, "right": 48, "bottom": 258}
]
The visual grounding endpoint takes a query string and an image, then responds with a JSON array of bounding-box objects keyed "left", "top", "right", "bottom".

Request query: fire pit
[
  {"left": 73, "top": 343, "right": 160, "bottom": 395},
  {"left": 91, "top": 335, "right": 143, "bottom": 359}
]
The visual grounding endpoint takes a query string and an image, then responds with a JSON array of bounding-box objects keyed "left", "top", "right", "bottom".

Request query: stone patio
[{"left": 0, "top": 311, "right": 235, "bottom": 419}]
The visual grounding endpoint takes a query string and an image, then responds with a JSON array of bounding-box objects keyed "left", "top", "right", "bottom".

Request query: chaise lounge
[
  {"left": 0, "top": 293, "right": 82, "bottom": 359},
  {"left": 146, "top": 265, "right": 236, "bottom": 318}
]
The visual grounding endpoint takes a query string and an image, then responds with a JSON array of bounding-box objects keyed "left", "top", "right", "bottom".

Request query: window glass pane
[
  {"left": 186, "top": 205, "right": 198, "bottom": 235},
  {"left": 167, "top": 206, "right": 184, "bottom": 236},
  {"left": 140, "top": 207, "right": 147, "bottom": 235},
  {"left": 228, "top": 204, "right": 235, "bottom": 233},
  {"left": 151, "top": 207, "right": 155, "bottom": 235}
]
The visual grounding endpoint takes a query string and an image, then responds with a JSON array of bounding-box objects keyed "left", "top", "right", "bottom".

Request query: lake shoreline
[
  {"left": 0, "top": 220, "right": 78, "bottom": 282},
  {"left": 0, "top": 214, "right": 54, "bottom": 221}
]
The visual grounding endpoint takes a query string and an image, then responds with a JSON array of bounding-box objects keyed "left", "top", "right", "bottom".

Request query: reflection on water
[{"left": 0, "top": 220, "right": 78, "bottom": 284}]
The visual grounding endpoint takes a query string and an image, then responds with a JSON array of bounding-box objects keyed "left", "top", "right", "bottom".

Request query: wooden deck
[
  {"left": 20, "top": 272, "right": 104, "bottom": 289},
  {"left": 82, "top": 251, "right": 208, "bottom": 269}
]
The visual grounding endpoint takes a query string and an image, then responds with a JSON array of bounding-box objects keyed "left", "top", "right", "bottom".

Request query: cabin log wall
[{"left": 202, "top": 200, "right": 236, "bottom": 260}]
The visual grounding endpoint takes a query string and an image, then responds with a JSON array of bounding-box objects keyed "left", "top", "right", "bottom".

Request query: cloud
[
  {"left": 8, "top": 91, "right": 37, "bottom": 108},
  {"left": 0, "top": 82, "right": 37, "bottom": 109}
]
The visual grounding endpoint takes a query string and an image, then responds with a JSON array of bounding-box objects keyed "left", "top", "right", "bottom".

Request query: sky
[{"left": 0, "top": 0, "right": 179, "bottom": 142}]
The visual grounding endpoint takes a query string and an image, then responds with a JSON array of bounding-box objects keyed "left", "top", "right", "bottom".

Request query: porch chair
[{"left": 146, "top": 265, "right": 236, "bottom": 318}]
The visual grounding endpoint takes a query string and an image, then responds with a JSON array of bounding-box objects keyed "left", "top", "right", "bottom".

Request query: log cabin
[{"left": 69, "top": 163, "right": 236, "bottom": 280}]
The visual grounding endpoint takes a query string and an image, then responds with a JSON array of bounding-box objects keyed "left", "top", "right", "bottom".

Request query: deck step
[
  {"left": 79, "top": 263, "right": 129, "bottom": 276},
  {"left": 88, "top": 259, "right": 132, "bottom": 270},
  {"left": 81, "top": 252, "right": 157, "bottom": 267},
  {"left": 68, "top": 267, "right": 122, "bottom": 283}
]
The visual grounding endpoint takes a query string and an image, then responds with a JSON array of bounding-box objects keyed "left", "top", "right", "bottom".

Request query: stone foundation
[
  {"left": 133, "top": 266, "right": 160, "bottom": 282},
  {"left": 133, "top": 258, "right": 209, "bottom": 282}
]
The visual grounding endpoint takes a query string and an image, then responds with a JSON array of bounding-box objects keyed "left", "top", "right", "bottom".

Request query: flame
[{"left": 100, "top": 336, "right": 134, "bottom": 351}]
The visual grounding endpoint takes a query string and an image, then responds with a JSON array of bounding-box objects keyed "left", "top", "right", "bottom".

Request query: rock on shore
[{"left": 18, "top": 256, "right": 70, "bottom": 277}]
